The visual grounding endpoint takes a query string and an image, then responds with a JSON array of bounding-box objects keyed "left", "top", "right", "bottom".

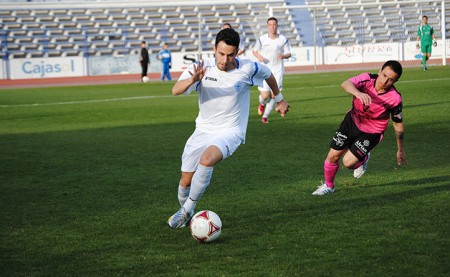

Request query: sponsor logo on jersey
[
  {"left": 355, "top": 140, "right": 368, "bottom": 154},
  {"left": 333, "top": 132, "right": 347, "bottom": 147},
  {"left": 205, "top": 76, "right": 217, "bottom": 81}
]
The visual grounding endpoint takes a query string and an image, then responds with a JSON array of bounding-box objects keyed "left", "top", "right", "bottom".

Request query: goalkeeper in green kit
[{"left": 416, "top": 15, "right": 437, "bottom": 71}]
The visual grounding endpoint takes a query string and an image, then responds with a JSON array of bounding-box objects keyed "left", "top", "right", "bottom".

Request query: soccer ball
[
  {"left": 189, "top": 210, "right": 222, "bottom": 243},
  {"left": 142, "top": 76, "right": 150, "bottom": 83}
]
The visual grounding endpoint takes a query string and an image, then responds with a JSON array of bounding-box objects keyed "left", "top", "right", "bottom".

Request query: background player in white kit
[
  {"left": 168, "top": 28, "right": 290, "bottom": 228},
  {"left": 252, "top": 17, "right": 292, "bottom": 124},
  {"left": 222, "top": 23, "right": 245, "bottom": 56}
]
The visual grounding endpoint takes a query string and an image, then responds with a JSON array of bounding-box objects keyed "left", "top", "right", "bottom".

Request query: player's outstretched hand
[
  {"left": 275, "top": 100, "right": 290, "bottom": 117},
  {"left": 355, "top": 91, "right": 372, "bottom": 106},
  {"left": 416, "top": 43, "right": 420, "bottom": 49},
  {"left": 189, "top": 60, "right": 206, "bottom": 82},
  {"left": 397, "top": 150, "right": 407, "bottom": 166},
  {"left": 433, "top": 41, "right": 437, "bottom": 47}
]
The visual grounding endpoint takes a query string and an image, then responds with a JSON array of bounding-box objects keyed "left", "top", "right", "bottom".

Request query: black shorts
[{"left": 330, "top": 112, "right": 383, "bottom": 161}]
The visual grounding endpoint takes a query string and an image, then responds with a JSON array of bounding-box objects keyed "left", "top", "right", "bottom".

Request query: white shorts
[
  {"left": 181, "top": 129, "right": 243, "bottom": 172},
  {"left": 258, "top": 70, "right": 283, "bottom": 92}
]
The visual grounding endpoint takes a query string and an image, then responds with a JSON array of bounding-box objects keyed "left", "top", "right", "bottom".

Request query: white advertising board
[
  {"left": 9, "top": 57, "right": 85, "bottom": 79},
  {"left": 0, "top": 60, "right": 5, "bottom": 79},
  {"left": 88, "top": 54, "right": 161, "bottom": 75},
  {"left": 324, "top": 43, "right": 402, "bottom": 64},
  {"left": 168, "top": 46, "right": 321, "bottom": 72},
  {"left": 403, "top": 40, "right": 448, "bottom": 61}
]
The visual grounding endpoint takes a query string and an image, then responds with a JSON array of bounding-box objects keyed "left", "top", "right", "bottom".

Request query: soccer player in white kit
[
  {"left": 167, "top": 28, "right": 290, "bottom": 228},
  {"left": 252, "top": 17, "right": 292, "bottom": 124}
]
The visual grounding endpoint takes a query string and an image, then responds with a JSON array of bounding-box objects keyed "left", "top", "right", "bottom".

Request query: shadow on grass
[
  {"left": 405, "top": 100, "right": 450, "bottom": 109},
  {"left": 368, "top": 175, "right": 450, "bottom": 188},
  {"left": 287, "top": 95, "right": 347, "bottom": 104}
]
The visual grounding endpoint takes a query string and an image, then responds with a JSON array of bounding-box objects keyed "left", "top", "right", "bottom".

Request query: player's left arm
[
  {"left": 278, "top": 52, "right": 291, "bottom": 60},
  {"left": 393, "top": 122, "right": 407, "bottom": 166},
  {"left": 391, "top": 102, "right": 407, "bottom": 166},
  {"left": 278, "top": 40, "right": 292, "bottom": 60},
  {"left": 432, "top": 29, "right": 437, "bottom": 47},
  {"left": 265, "top": 74, "right": 289, "bottom": 117}
]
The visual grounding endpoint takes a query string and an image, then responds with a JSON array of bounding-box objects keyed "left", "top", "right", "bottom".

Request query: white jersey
[
  {"left": 253, "top": 33, "right": 291, "bottom": 76},
  {"left": 179, "top": 58, "right": 272, "bottom": 141}
]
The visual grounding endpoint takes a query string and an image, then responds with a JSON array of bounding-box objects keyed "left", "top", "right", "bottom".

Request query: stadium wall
[
  {"left": 3, "top": 40, "right": 449, "bottom": 80},
  {"left": 0, "top": 60, "right": 5, "bottom": 79},
  {"left": 2, "top": 0, "right": 448, "bottom": 80},
  {"left": 9, "top": 57, "right": 85, "bottom": 79}
]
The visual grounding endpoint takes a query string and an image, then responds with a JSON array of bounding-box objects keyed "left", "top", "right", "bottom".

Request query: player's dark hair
[
  {"left": 267, "top": 17, "right": 278, "bottom": 24},
  {"left": 422, "top": 15, "right": 428, "bottom": 19},
  {"left": 215, "top": 28, "right": 240, "bottom": 49},
  {"left": 382, "top": 60, "right": 403, "bottom": 80},
  {"left": 222, "top": 23, "right": 232, "bottom": 29}
]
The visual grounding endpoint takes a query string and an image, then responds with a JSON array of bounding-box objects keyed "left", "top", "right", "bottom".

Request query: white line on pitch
[
  {"left": 0, "top": 95, "right": 194, "bottom": 108},
  {"left": 1, "top": 77, "right": 448, "bottom": 108}
]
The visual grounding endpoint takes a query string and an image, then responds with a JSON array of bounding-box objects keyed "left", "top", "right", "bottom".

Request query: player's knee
[
  {"left": 260, "top": 92, "right": 270, "bottom": 100},
  {"left": 199, "top": 156, "right": 216, "bottom": 167},
  {"left": 326, "top": 150, "right": 342, "bottom": 164},
  {"left": 180, "top": 176, "right": 192, "bottom": 187},
  {"left": 342, "top": 155, "right": 356, "bottom": 169},
  {"left": 326, "top": 156, "right": 340, "bottom": 164},
  {"left": 342, "top": 161, "right": 354, "bottom": 169}
]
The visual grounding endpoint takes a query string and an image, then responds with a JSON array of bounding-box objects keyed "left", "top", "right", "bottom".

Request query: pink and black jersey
[{"left": 349, "top": 73, "right": 403, "bottom": 134}]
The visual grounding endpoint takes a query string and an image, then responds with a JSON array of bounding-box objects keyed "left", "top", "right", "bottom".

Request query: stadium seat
[{"left": 2, "top": 0, "right": 447, "bottom": 59}]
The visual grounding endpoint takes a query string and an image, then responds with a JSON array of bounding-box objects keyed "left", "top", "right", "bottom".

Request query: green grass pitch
[{"left": 1, "top": 66, "right": 449, "bottom": 276}]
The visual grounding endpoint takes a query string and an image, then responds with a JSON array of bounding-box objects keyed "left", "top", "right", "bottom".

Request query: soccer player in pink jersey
[{"left": 312, "top": 60, "right": 407, "bottom": 196}]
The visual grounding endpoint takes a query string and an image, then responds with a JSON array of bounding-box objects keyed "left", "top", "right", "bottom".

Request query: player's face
[
  {"left": 376, "top": 66, "right": 399, "bottom": 92},
  {"left": 214, "top": 41, "right": 237, "bottom": 72},
  {"left": 267, "top": 20, "right": 278, "bottom": 35},
  {"left": 422, "top": 17, "right": 428, "bottom": 24}
]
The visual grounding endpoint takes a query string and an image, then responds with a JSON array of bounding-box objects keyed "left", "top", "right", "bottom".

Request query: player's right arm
[
  {"left": 341, "top": 79, "right": 372, "bottom": 105},
  {"left": 252, "top": 38, "right": 265, "bottom": 63},
  {"left": 416, "top": 27, "right": 421, "bottom": 49},
  {"left": 252, "top": 49, "right": 265, "bottom": 63},
  {"left": 172, "top": 61, "right": 205, "bottom": 95}
]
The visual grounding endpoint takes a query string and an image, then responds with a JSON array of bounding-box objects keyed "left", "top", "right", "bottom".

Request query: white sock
[
  {"left": 263, "top": 98, "right": 276, "bottom": 118},
  {"left": 259, "top": 94, "right": 268, "bottom": 105},
  {"left": 182, "top": 164, "right": 214, "bottom": 212},
  {"left": 178, "top": 183, "right": 190, "bottom": 207}
]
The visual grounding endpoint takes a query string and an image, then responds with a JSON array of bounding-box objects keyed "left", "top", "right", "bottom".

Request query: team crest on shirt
[
  {"left": 235, "top": 81, "right": 243, "bottom": 93},
  {"left": 363, "top": 140, "right": 370, "bottom": 147}
]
